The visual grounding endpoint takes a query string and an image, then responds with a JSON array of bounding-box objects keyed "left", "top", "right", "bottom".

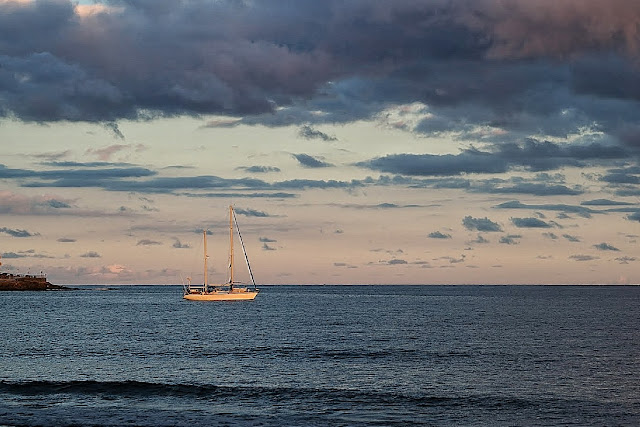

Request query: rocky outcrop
[{"left": 0, "top": 274, "right": 72, "bottom": 291}]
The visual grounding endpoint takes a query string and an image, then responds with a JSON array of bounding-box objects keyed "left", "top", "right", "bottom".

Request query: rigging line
[{"left": 233, "top": 208, "right": 257, "bottom": 288}]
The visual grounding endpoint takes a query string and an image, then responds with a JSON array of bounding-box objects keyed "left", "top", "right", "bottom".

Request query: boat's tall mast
[
  {"left": 233, "top": 208, "right": 257, "bottom": 289},
  {"left": 229, "top": 205, "right": 234, "bottom": 286},
  {"left": 203, "top": 229, "right": 208, "bottom": 288}
]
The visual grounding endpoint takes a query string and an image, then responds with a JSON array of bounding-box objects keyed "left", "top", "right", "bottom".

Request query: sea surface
[{"left": 0, "top": 285, "right": 638, "bottom": 426}]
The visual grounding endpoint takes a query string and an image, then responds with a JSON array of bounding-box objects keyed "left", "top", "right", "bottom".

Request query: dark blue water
[{"left": 1, "top": 285, "right": 638, "bottom": 426}]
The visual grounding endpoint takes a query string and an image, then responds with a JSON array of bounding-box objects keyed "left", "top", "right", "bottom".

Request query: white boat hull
[{"left": 183, "top": 289, "right": 258, "bottom": 301}]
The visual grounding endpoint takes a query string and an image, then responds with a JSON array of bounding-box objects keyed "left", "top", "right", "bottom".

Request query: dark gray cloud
[
  {"left": 334, "top": 262, "right": 357, "bottom": 268},
  {"left": 499, "top": 234, "right": 521, "bottom": 245},
  {"left": 298, "top": 125, "right": 337, "bottom": 141},
  {"left": 259, "top": 237, "right": 277, "bottom": 242},
  {"left": 292, "top": 153, "right": 333, "bottom": 168},
  {"left": 470, "top": 234, "right": 489, "bottom": 244},
  {"left": 172, "top": 239, "right": 191, "bottom": 249},
  {"left": 462, "top": 216, "right": 502, "bottom": 232},
  {"left": 511, "top": 217, "right": 552, "bottom": 228},
  {"left": 234, "top": 208, "right": 272, "bottom": 217},
  {"left": 42, "top": 161, "right": 137, "bottom": 168},
  {"left": 473, "top": 182, "right": 583, "bottom": 196},
  {"left": 357, "top": 151, "right": 509, "bottom": 176},
  {"left": 494, "top": 200, "right": 595, "bottom": 218},
  {"left": 271, "top": 179, "right": 360, "bottom": 190},
  {"left": 562, "top": 234, "right": 581, "bottom": 242},
  {"left": 1, "top": 252, "right": 28, "bottom": 259},
  {"left": 615, "top": 256, "right": 637, "bottom": 264},
  {"left": 137, "top": 239, "right": 162, "bottom": 246},
  {"left": 57, "top": 237, "right": 76, "bottom": 243},
  {"left": 80, "top": 251, "right": 101, "bottom": 258},
  {"left": 236, "top": 166, "right": 281, "bottom": 173},
  {"left": 581, "top": 199, "right": 635, "bottom": 206},
  {"left": 593, "top": 242, "right": 620, "bottom": 251},
  {"left": 0, "top": 163, "right": 156, "bottom": 184},
  {"left": 570, "top": 254, "right": 599, "bottom": 261},
  {"left": 357, "top": 140, "right": 628, "bottom": 177},
  {"left": 0, "top": 0, "right": 637, "bottom": 157},
  {"left": 8, "top": 160, "right": 358, "bottom": 193},
  {"left": 628, "top": 211, "right": 640, "bottom": 222},
  {"left": 0, "top": 227, "right": 38, "bottom": 237},
  {"left": 387, "top": 259, "right": 408, "bottom": 265},
  {"left": 428, "top": 231, "right": 452, "bottom": 239},
  {"left": 543, "top": 232, "right": 558, "bottom": 240},
  {"left": 262, "top": 243, "right": 277, "bottom": 251}
]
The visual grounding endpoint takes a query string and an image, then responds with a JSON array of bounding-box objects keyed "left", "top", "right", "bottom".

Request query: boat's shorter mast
[{"left": 203, "top": 229, "right": 208, "bottom": 290}]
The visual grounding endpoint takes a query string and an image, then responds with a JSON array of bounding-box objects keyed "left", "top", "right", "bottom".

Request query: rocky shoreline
[{"left": 0, "top": 274, "right": 74, "bottom": 291}]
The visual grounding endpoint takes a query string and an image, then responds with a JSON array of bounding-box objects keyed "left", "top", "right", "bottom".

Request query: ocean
[{"left": 1, "top": 285, "right": 638, "bottom": 426}]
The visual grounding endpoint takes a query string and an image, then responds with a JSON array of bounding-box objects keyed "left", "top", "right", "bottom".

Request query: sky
[{"left": 1, "top": 0, "right": 640, "bottom": 285}]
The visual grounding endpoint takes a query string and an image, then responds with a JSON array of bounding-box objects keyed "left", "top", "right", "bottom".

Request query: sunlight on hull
[{"left": 184, "top": 289, "right": 259, "bottom": 301}]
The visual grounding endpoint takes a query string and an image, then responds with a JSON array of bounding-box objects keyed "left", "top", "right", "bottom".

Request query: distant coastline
[{"left": 0, "top": 273, "right": 73, "bottom": 291}]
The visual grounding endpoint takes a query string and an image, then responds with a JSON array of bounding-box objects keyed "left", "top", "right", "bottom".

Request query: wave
[
  {"left": 2, "top": 380, "right": 636, "bottom": 427},
  {"left": 0, "top": 379, "right": 575, "bottom": 410}
]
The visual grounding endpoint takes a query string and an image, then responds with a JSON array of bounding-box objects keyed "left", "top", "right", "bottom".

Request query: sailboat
[{"left": 183, "top": 205, "right": 259, "bottom": 301}]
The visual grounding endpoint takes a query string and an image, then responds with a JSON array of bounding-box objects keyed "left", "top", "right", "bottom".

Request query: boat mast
[
  {"left": 203, "top": 229, "right": 208, "bottom": 288},
  {"left": 233, "top": 208, "right": 257, "bottom": 288},
  {"left": 229, "top": 205, "right": 234, "bottom": 287}
]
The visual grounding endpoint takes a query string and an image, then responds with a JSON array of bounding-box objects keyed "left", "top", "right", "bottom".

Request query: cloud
[
  {"left": 172, "top": 239, "right": 191, "bottom": 249},
  {"left": 181, "top": 192, "right": 296, "bottom": 199},
  {"left": 593, "top": 242, "right": 620, "bottom": 251},
  {"left": 581, "top": 199, "right": 635, "bottom": 206},
  {"left": 86, "top": 144, "right": 129, "bottom": 161},
  {"left": 615, "top": 256, "right": 637, "bottom": 264},
  {"left": 236, "top": 166, "right": 281, "bottom": 173},
  {"left": 494, "top": 200, "right": 595, "bottom": 218},
  {"left": 470, "top": 234, "right": 490, "bottom": 244},
  {"left": 1, "top": 252, "right": 28, "bottom": 259},
  {"left": 562, "top": 234, "right": 581, "bottom": 242},
  {"left": 259, "top": 237, "right": 277, "bottom": 243},
  {"left": 0, "top": 0, "right": 638, "bottom": 159},
  {"left": 0, "top": 227, "right": 38, "bottom": 237},
  {"left": 334, "top": 262, "right": 357, "bottom": 268},
  {"left": 57, "top": 237, "right": 76, "bottom": 243},
  {"left": 387, "top": 259, "right": 408, "bottom": 265},
  {"left": 428, "top": 231, "right": 452, "bottom": 239},
  {"left": 137, "top": 239, "right": 162, "bottom": 246},
  {"left": 499, "top": 234, "right": 521, "bottom": 245},
  {"left": 298, "top": 125, "right": 337, "bottom": 141},
  {"left": 1, "top": 164, "right": 157, "bottom": 190},
  {"left": 462, "top": 216, "right": 502, "bottom": 232},
  {"left": 80, "top": 251, "right": 101, "bottom": 258},
  {"left": 292, "top": 153, "right": 333, "bottom": 168},
  {"left": 569, "top": 254, "right": 599, "bottom": 262},
  {"left": 511, "top": 217, "right": 553, "bottom": 228},
  {"left": 0, "top": 190, "right": 74, "bottom": 215},
  {"left": 438, "top": 255, "right": 466, "bottom": 264},
  {"left": 103, "top": 122, "right": 125, "bottom": 140},
  {"left": 234, "top": 208, "right": 272, "bottom": 217},
  {"left": 627, "top": 211, "right": 640, "bottom": 222},
  {"left": 473, "top": 182, "right": 583, "bottom": 196},
  {"left": 357, "top": 140, "right": 628, "bottom": 177},
  {"left": 262, "top": 243, "right": 277, "bottom": 251},
  {"left": 358, "top": 151, "right": 508, "bottom": 176},
  {"left": 543, "top": 232, "right": 558, "bottom": 240},
  {"left": 272, "top": 179, "right": 359, "bottom": 190}
]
